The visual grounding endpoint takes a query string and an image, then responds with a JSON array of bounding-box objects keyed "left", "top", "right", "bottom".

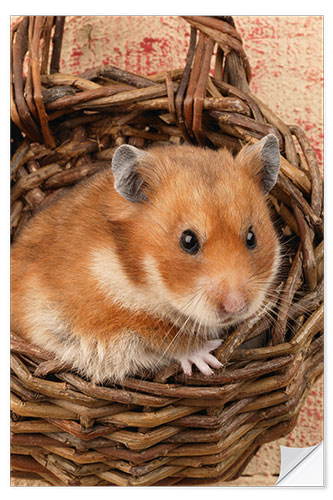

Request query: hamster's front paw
[{"left": 176, "top": 339, "right": 223, "bottom": 376}]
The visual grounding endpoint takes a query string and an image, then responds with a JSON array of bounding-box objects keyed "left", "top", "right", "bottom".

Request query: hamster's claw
[{"left": 177, "top": 339, "right": 223, "bottom": 376}]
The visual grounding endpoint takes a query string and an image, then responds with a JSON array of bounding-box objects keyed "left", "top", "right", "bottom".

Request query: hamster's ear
[
  {"left": 112, "top": 145, "right": 149, "bottom": 202},
  {"left": 237, "top": 134, "right": 280, "bottom": 194}
]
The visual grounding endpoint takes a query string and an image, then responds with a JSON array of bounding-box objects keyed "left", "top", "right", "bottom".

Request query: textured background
[
  {"left": 11, "top": 15, "right": 324, "bottom": 487},
  {"left": 59, "top": 15, "right": 323, "bottom": 168}
]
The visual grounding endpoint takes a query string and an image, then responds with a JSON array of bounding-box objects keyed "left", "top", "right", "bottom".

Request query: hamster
[{"left": 11, "top": 134, "right": 281, "bottom": 383}]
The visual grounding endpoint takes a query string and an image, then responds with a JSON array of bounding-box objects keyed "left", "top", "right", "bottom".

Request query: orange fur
[{"left": 11, "top": 143, "right": 280, "bottom": 382}]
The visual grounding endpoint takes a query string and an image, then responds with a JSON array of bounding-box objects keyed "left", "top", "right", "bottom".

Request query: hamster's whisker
[
  {"left": 156, "top": 291, "right": 204, "bottom": 364},
  {"left": 263, "top": 291, "right": 313, "bottom": 315},
  {"left": 182, "top": 293, "right": 207, "bottom": 356},
  {"left": 256, "top": 304, "right": 277, "bottom": 324},
  {"left": 255, "top": 301, "right": 305, "bottom": 339}
]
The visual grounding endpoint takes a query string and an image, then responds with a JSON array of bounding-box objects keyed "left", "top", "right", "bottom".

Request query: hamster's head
[{"left": 111, "top": 136, "right": 281, "bottom": 329}]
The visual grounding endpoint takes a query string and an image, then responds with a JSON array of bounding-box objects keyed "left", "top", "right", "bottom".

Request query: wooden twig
[
  {"left": 50, "top": 16, "right": 66, "bottom": 74},
  {"left": 30, "top": 16, "right": 56, "bottom": 148}
]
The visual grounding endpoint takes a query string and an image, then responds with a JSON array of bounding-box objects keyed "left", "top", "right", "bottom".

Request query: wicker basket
[{"left": 10, "top": 16, "right": 323, "bottom": 486}]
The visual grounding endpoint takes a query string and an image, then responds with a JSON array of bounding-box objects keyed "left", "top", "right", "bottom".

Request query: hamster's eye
[
  {"left": 180, "top": 230, "right": 200, "bottom": 255},
  {"left": 246, "top": 227, "right": 257, "bottom": 250}
]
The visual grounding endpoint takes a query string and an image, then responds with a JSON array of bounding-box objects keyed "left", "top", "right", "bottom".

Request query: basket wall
[{"left": 10, "top": 16, "right": 323, "bottom": 486}]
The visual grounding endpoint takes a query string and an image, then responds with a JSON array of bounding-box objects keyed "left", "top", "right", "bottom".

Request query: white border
[{"left": 2, "top": 5, "right": 330, "bottom": 497}]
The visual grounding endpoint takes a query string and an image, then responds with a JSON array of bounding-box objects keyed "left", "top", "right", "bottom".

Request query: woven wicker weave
[{"left": 10, "top": 16, "right": 323, "bottom": 486}]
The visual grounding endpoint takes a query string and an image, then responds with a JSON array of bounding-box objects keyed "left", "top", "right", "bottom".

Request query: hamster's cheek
[
  {"left": 172, "top": 283, "right": 218, "bottom": 327},
  {"left": 142, "top": 254, "right": 212, "bottom": 324}
]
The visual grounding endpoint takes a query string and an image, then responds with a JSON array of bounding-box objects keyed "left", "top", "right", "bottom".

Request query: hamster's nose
[{"left": 218, "top": 292, "right": 246, "bottom": 315}]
